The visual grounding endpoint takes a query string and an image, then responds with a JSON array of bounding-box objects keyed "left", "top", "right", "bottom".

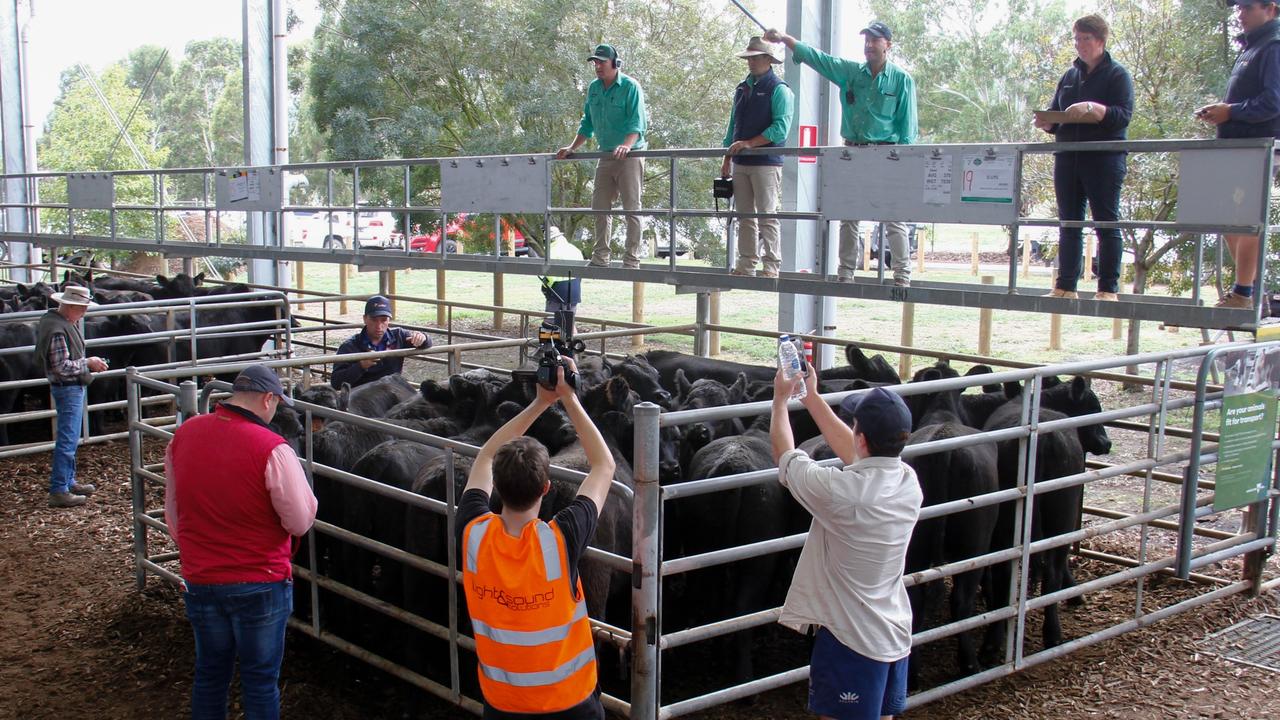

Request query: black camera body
[{"left": 514, "top": 319, "right": 581, "bottom": 391}]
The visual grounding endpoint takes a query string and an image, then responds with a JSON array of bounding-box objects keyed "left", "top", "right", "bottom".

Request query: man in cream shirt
[{"left": 771, "top": 370, "right": 922, "bottom": 720}]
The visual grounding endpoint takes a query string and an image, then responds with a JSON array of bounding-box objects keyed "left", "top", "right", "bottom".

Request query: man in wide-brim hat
[
  {"left": 34, "top": 284, "right": 109, "bottom": 508},
  {"left": 723, "top": 36, "right": 794, "bottom": 279}
]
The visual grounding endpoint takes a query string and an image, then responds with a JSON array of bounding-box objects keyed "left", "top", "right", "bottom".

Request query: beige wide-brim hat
[
  {"left": 737, "top": 36, "right": 783, "bottom": 64},
  {"left": 50, "top": 284, "right": 97, "bottom": 307}
]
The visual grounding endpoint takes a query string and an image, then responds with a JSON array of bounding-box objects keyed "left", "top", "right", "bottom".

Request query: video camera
[{"left": 512, "top": 318, "right": 586, "bottom": 391}]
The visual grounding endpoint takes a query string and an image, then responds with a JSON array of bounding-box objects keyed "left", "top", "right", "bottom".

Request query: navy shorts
[{"left": 807, "top": 627, "right": 908, "bottom": 719}]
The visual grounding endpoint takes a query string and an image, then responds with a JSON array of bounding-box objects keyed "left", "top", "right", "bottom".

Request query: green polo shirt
[
  {"left": 792, "top": 41, "right": 917, "bottom": 145},
  {"left": 577, "top": 72, "right": 648, "bottom": 152},
  {"left": 722, "top": 74, "right": 796, "bottom": 147}
]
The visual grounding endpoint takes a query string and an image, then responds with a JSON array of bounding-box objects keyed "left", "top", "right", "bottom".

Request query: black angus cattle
[
  {"left": 980, "top": 375, "right": 1110, "bottom": 660},
  {"left": 0, "top": 322, "right": 40, "bottom": 444},
  {"left": 824, "top": 344, "right": 902, "bottom": 384},
  {"left": 346, "top": 374, "right": 417, "bottom": 418},
  {"left": 666, "top": 413, "right": 802, "bottom": 686},
  {"left": 644, "top": 345, "right": 901, "bottom": 398},
  {"left": 604, "top": 354, "right": 672, "bottom": 407},
  {"left": 82, "top": 313, "right": 169, "bottom": 433},
  {"left": 671, "top": 370, "right": 750, "bottom": 473},
  {"left": 341, "top": 439, "right": 446, "bottom": 653},
  {"left": 901, "top": 364, "right": 999, "bottom": 682},
  {"left": 292, "top": 383, "right": 349, "bottom": 432}
]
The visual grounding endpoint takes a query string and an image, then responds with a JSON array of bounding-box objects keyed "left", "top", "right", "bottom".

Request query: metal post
[
  {"left": 127, "top": 369, "right": 147, "bottom": 590},
  {"left": 1013, "top": 375, "right": 1044, "bottom": 667},
  {"left": 709, "top": 291, "right": 721, "bottom": 357},
  {"left": 445, "top": 449, "right": 462, "bottom": 701},
  {"left": 177, "top": 380, "right": 198, "bottom": 423},
  {"left": 631, "top": 402, "right": 662, "bottom": 720},
  {"left": 1178, "top": 348, "right": 1218, "bottom": 578},
  {"left": 1009, "top": 149, "right": 1025, "bottom": 293}
]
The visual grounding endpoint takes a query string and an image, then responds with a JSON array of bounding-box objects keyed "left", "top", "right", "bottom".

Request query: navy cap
[
  {"left": 587, "top": 44, "right": 619, "bottom": 63},
  {"left": 861, "top": 21, "right": 892, "bottom": 41},
  {"left": 232, "top": 364, "right": 293, "bottom": 406},
  {"left": 364, "top": 295, "right": 393, "bottom": 318},
  {"left": 839, "top": 387, "right": 911, "bottom": 446}
]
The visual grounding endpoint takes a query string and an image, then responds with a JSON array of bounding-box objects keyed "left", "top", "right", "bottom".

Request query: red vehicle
[{"left": 408, "top": 214, "right": 530, "bottom": 255}]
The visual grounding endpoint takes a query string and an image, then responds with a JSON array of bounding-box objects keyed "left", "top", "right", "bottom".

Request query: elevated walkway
[{"left": 0, "top": 138, "right": 1274, "bottom": 331}]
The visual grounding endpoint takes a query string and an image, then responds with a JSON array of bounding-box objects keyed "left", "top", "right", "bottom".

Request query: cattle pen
[
  {"left": 92, "top": 292, "right": 1279, "bottom": 718},
  {"left": 0, "top": 137, "right": 1278, "bottom": 717}
]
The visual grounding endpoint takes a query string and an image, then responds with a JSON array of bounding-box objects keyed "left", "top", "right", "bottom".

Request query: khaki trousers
[
  {"left": 590, "top": 157, "right": 645, "bottom": 266},
  {"left": 732, "top": 164, "right": 783, "bottom": 275},
  {"left": 838, "top": 220, "right": 911, "bottom": 282}
]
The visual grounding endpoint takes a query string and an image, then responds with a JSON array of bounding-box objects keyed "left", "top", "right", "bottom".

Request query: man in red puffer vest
[{"left": 165, "top": 364, "right": 317, "bottom": 720}]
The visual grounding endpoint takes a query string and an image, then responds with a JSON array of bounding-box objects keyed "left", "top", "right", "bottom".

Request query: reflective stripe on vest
[
  {"left": 534, "top": 522, "right": 562, "bottom": 582},
  {"left": 472, "top": 600, "right": 588, "bottom": 646},
  {"left": 465, "top": 516, "right": 491, "bottom": 573},
  {"left": 478, "top": 644, "right": 595, "bottom": 688}
]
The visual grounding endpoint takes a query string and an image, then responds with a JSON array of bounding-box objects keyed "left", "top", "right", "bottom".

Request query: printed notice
[
  {"left": 228, "top": 170, "right": 261, "bottom": 204},
  {"left": 960, "top": 154, "right": 1014, "bottom": 204},
  {"left": 228, "top": 171, "right": 249, "bottom": 203},
  {"left": 923, "top": 156, "right": 952, "bottom": 205}
]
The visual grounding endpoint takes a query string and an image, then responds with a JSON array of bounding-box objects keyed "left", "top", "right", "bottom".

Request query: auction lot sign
[{"left": 1215, "top": 347, "right": 1280, "bottom": 512}]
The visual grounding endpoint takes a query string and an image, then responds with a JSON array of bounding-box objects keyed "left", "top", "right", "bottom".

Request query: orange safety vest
[{"left": 461, "top": 513, "right": 597, "bottom": 714}]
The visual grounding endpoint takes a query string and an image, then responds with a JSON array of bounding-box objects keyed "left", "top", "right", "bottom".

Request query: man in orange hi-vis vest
[{"left": 458, "top": 358, "right": 615, "bottom": 719}]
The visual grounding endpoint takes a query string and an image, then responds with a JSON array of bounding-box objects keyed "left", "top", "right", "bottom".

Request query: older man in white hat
[
  {"left": 35, "top": 284, "right": 109, "bottom": 507},
  {"left": 722, "top": 36, "right": 794, "bottom": 279}
]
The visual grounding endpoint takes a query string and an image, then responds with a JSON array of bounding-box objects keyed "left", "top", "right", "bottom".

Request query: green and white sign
[{"left": 1215, "top": 389, "right": 1277, "bottom": 511}]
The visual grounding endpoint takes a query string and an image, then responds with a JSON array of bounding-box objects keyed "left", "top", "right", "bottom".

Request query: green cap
[{"left": 587, "top": 44, "right": 618, "bottom": 63}]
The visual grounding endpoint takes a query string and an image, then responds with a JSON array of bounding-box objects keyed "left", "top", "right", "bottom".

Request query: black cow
[
  {"left": 346, "top": 374, "right": 417, "bottom": 418},
  {"left": 0, "top": 322, "right": 40, "bottom": 444},
  {"left": 982, "top": 389, "right": 1095, "bottom": 660},
  {"left": 672, "top": 370, "right": 750, "bottom": 474},
  {"left": 902, "top": 364, "right": 999, "bottom": 682},
  {"left": 604, "top": 355, "right": 672, "bottom": 408}
]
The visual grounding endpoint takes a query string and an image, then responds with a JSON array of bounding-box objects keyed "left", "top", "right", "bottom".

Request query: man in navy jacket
[
  {"left": 1197, "top": 0, "right": 1280, "bottom": 310},
  {"left": 330, "top": 296, "right": 429, "bottom": 388}
]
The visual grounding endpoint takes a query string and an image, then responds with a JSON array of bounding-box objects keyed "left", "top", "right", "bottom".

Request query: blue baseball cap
[
  {"left": 232, "top": 364, "right": 293, "bottom": 406},
  {"left": 364, "top": 295, "right": 393, "bottom": 318},
  {"left": 861, "top": 21, "right": 893, "bottom": 41},
  {"left": 839, "top": 387, "right": 911, "bottom": 446}
]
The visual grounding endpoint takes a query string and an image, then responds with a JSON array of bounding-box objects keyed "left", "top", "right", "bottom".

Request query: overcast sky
[{"left": 23, "top": 0, "right": 320, "bottom": 136}]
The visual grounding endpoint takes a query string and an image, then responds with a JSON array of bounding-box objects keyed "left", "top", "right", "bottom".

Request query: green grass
[{"left": 288, "top": 247, "right": 1207, "bottom": 372}]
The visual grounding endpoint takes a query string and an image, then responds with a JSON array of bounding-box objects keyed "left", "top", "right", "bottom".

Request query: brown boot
[
  {"left": 1215, "top": 292, "right": 1253, "bottom": 309},
  {"left": 48, "top": 492, "right": 87, "bottom": 508}
]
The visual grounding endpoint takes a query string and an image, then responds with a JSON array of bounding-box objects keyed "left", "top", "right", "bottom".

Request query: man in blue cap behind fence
[
  {"left": 769, "top": 369, "right": 922, "bottom": 720},
  {"left": 331, "top": 295, "right": 430, "bottom": 389}
]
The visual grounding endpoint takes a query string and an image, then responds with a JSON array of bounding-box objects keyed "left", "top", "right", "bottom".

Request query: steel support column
[
  {"left": 0, "top": 0, "right": 33, "bottom": 281},
  {"left": 243, "top": 0, "right": 281, "bottom": 286},
  {"left": 779, "top": 0, "right": 837, "bottom": 367}
]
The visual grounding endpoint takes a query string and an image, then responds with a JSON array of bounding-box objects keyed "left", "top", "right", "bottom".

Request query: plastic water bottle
[{"left": 778, "top": 334, "right": 807, "bottom": 400}]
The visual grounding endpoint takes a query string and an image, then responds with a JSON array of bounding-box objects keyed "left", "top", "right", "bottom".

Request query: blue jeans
[
  {"left": 1054, "top": 151, "right": 1127, "bottom": 293},
  {"left": 183, "top": 580, "right": 292, "bottom": 720},
  {"left": 49, "top": 384, "right": 86, "bottom": 494}
]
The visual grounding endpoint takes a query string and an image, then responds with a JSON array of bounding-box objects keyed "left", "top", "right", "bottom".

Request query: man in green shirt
[
  {"left": 766, "top": 23, "right": 919, "bottom": 286},
  {"left": 723, "top": 36, "right": 795, "bottom": 279},
  {"left": 556, "top": 44, "right": 648, "bottom": 269}
]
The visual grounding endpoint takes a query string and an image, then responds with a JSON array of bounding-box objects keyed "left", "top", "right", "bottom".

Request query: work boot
[
  {"left": 1215, "top": 292, "right": 1253, "bottom": 310},
  {"left": 1095, "top": 291, "right": 1119, "bottom": 302},
  {"left": 1048, "top": 288, "right": 1079, "bottom": 299},
  {"left": 70, "top": 482, "right": 96, "bottom": 496},
  {"left": 48, "top": 492, "right": 87, "bottom": 508},
  {"left": 758, "top": 268, "right": 779, "bottom": 279},
  {"left": 730, "top": 267, "right": 755, "bottom": 277},
  {"left": 894, "top": 277, "right": 911, "bottom": 288}
]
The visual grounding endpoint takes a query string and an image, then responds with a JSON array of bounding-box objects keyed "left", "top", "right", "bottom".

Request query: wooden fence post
[
  {"left": 436, "top": 268, "right": 447, "bottom": 327},
  {"left": 978, "top": 275, "right": 994, "bottom": 355},
  {"left": 1049, "top": 313, "right": 1063, "bottom": 350},
  {"left": 862, "top": 226, "right": 871, "bottom": 271},
  {"left": 294, "top": 261, "right": 305, "bottom": 312},
  {"left": 632, "top": 282, "right": 645, "bottom": 349},
  {"left": 899, "top": 302, "right": 914, "bottom": 380},
  {"left": 970, "top": 233, "right": 980, "bottom": 276},
  {"left": 339, "top": 264, "right": 348, "bottom": 315},
  {"left": 709, "top": 291, "right": 721, "bottom": 356},
  {"left": 388, "top": 270, "right": 398, "bottom": 317},
  {"left": 1021, "top": 233, "right": 1032, "bottom": 278},
  {"left": 1085, "top": 236, "right": 1096, "bottom": 279},
  {"left": 494, "top": 272, "right": 505, "bottom": 331},
  {"left": 1113, "top": 317, "right": 1123, "bottom": 340}
]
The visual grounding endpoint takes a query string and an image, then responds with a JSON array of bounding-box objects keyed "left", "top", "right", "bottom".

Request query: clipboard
[{"left": 1034, "top": 110, "right": 1099, "bottom": 125}]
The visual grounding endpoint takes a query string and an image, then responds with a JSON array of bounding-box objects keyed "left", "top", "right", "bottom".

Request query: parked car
[
  {"left": 289, "top": 210, "right": 403, "bottom": 249},
  {"left": 408, "top": 214, "right": 531, "bottom": 256}
]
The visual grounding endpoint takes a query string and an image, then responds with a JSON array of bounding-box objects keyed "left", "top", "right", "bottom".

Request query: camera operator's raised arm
[{"left": 556, "top": 360, "right": 615, "bottom": 517}]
